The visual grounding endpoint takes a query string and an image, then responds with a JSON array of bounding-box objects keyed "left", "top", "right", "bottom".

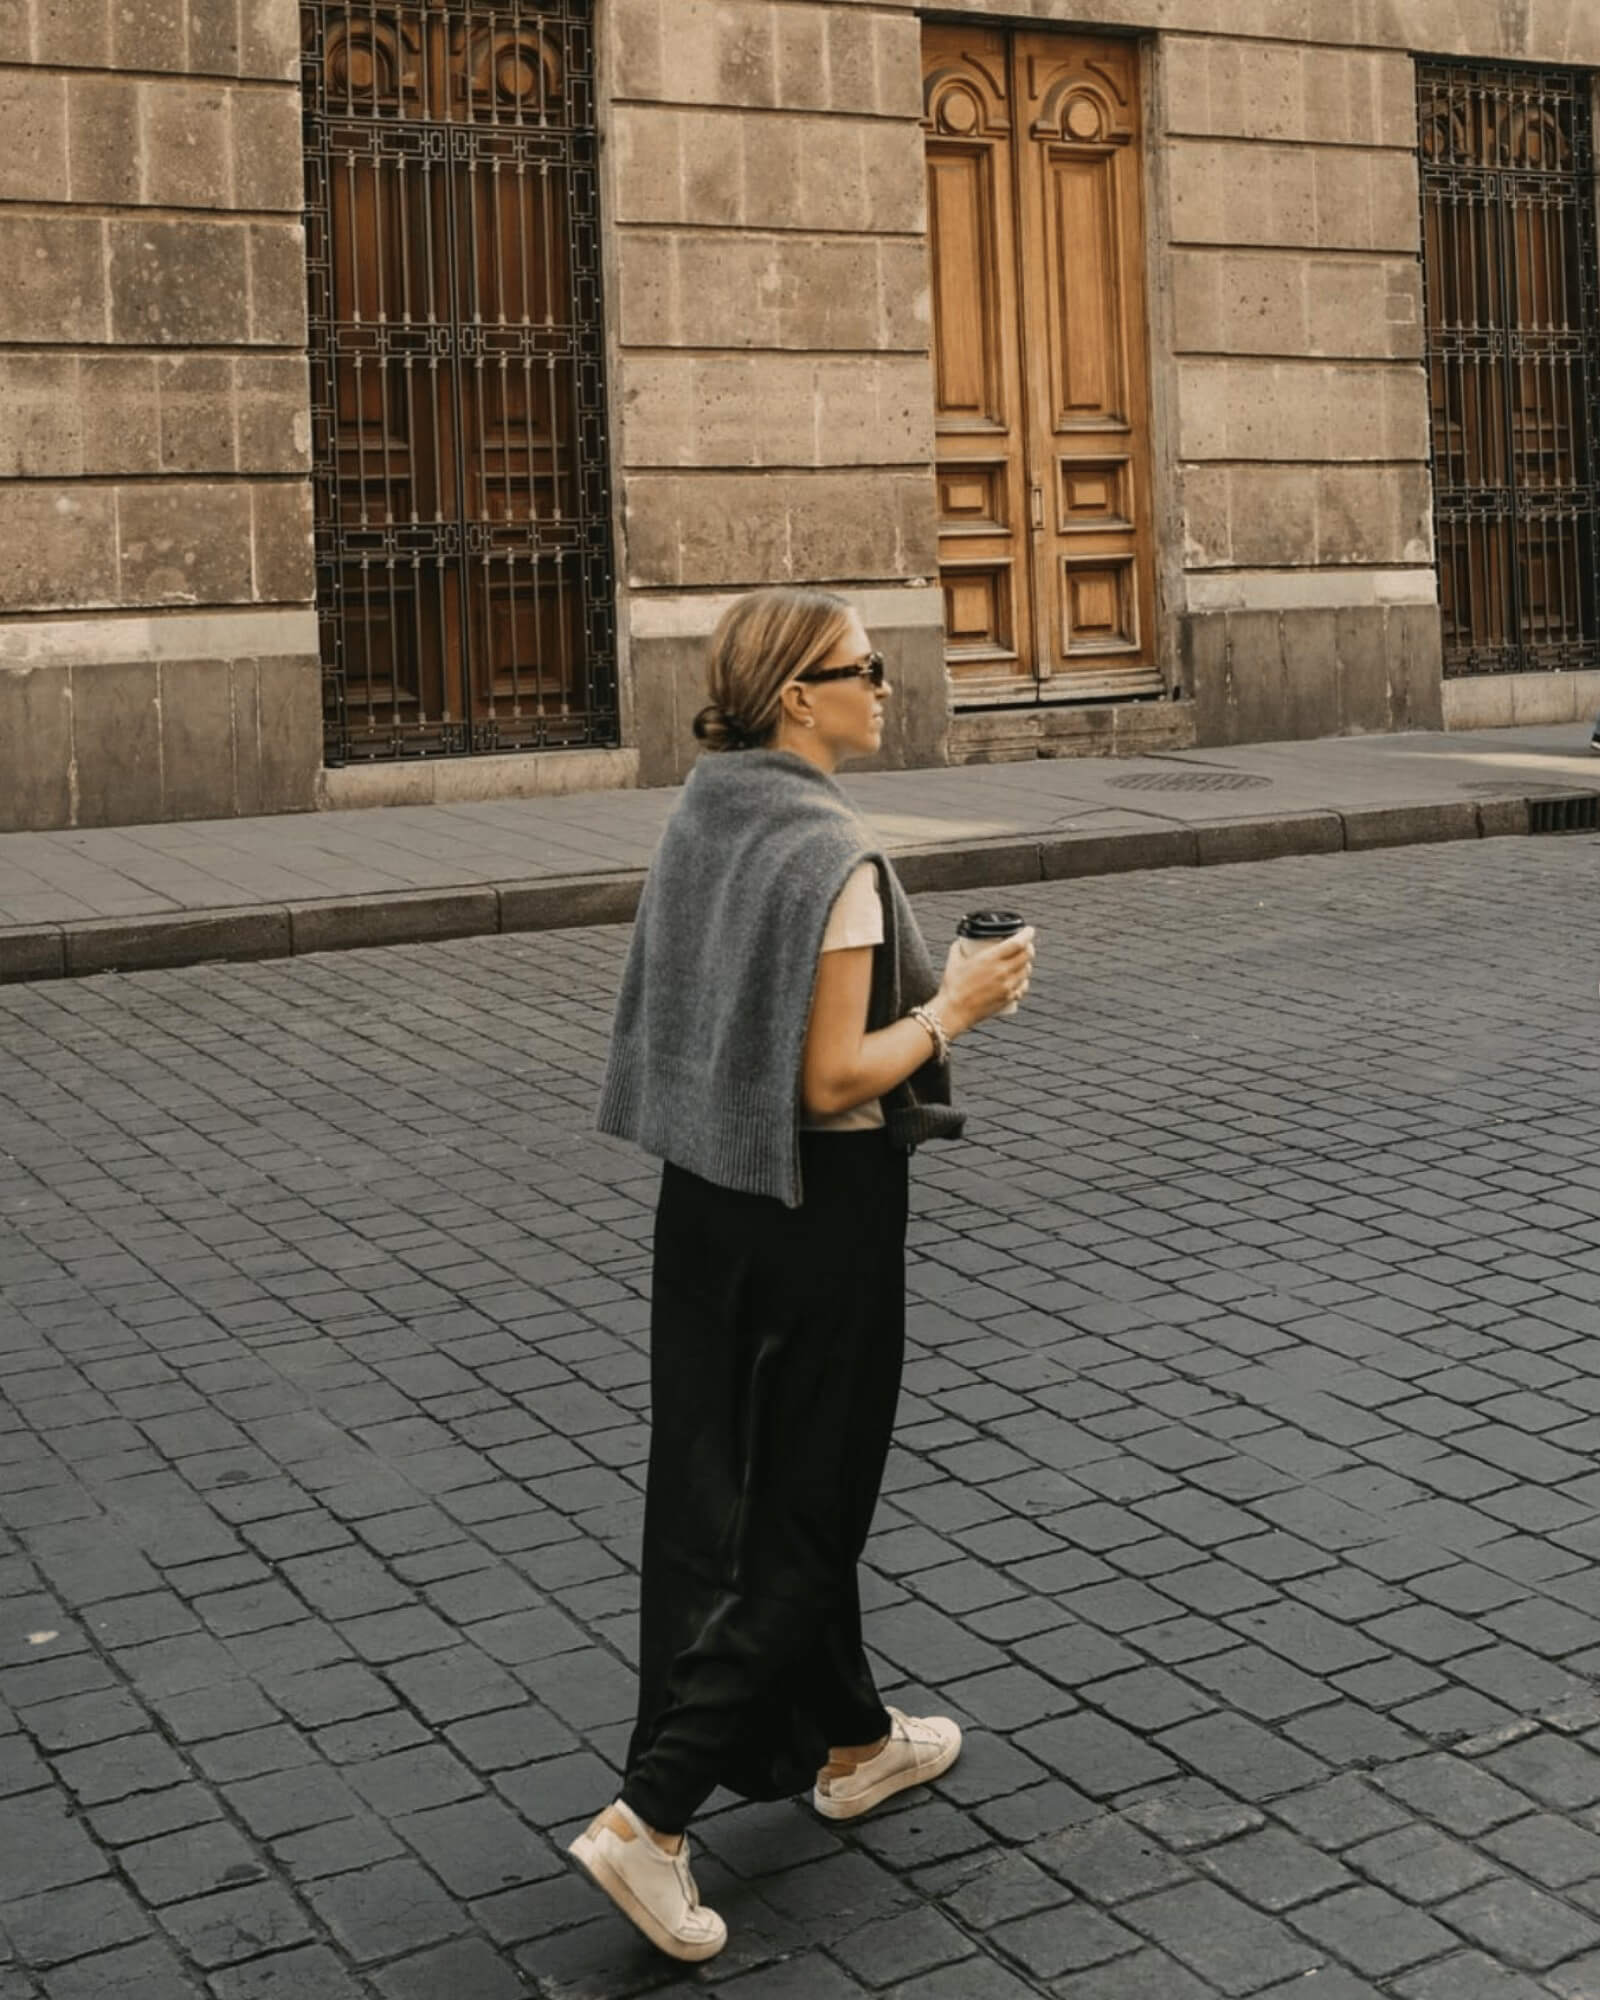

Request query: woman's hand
[{"left": 935, "top": 927, "right": 1036, "bottom": 1036}]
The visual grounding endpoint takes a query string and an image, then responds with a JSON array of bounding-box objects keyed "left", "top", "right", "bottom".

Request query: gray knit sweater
[{"left": 597, "top": 750, "right": 963, "bottom": 1206}]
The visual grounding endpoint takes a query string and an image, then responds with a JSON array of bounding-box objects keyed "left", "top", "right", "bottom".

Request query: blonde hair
[{"left": 693, "top": 586, "right": 854, "bottom": 751}]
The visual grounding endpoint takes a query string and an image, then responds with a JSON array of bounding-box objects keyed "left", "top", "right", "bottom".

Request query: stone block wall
[
  {"left": 605, "top": 0, "right": 949, "bottom": 786},
  {"left": 0, "top": 0, "right": 318, "bottom": 830}
]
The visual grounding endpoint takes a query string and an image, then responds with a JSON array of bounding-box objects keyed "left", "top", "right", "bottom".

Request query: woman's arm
[{"left": 800, "top": 930, "right": 1035, "bottom": 1118}]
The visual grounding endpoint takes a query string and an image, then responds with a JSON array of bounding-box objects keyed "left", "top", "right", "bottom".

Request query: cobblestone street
[{"left": 5, "top": 837, "right": 1600, "bottom": 2000}]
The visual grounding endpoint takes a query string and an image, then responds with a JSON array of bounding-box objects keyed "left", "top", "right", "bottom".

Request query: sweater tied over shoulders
[{"left": 597, "top": 749, "right": 963, "bottom": 1206}]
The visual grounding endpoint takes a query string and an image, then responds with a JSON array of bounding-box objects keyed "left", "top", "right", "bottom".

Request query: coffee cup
[{"left": 956, "top": 909, "right": 1030, "bottom": 1016}]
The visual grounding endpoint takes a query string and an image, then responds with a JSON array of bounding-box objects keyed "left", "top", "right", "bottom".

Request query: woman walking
[{"left": 575, "top": 586, "right": 1034, "bottom": 1961}]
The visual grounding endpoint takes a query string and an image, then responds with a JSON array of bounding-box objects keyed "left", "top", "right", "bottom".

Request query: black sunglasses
[{"left": 796, "top": 651, "right": 886, "bottom": 689}]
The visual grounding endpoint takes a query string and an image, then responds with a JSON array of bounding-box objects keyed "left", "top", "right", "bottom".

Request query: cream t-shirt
[{"left": 802, "top": 861, "right": 887, "bottom": 1133}]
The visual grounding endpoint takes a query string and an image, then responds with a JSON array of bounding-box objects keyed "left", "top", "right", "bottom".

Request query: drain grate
[
  {"left": 1529, "top": 793, "right": 1600, "bottom": 834},
  {"left": 1110, "top": 771, "right": 1274, "bottom": 793}
]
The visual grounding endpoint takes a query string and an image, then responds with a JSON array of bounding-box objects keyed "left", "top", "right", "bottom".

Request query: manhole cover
[{"left": 1109, "top": 770, "right": 1274, "bottom": 792}]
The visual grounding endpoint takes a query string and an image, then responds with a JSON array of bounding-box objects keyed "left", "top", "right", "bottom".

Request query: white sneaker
[
  {"left": 812, "top": 1708, "right": 962, "bottom": 1820},
  {"left": 569, "top": 1800, "right": 727, "bottom": 1963}
]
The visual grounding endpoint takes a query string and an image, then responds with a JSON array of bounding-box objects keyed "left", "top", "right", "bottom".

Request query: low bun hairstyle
[{"left": 692, "top": 586, "right": 854, "bottom": 752}]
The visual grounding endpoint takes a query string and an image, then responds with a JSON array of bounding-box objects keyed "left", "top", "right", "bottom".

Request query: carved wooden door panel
[
  {"left": 922, "top": 25, "right": 1033, "bottom": 697},
  {"left": 922, "top": 27, "right": 1159, "bottom": 704}
]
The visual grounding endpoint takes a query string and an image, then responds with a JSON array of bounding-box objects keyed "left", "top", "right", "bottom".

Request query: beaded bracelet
[{"left": 909, "top": 1003, "right": 950, "bottom": 1066}]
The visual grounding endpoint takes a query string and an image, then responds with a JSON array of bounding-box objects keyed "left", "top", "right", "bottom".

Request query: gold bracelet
[{"left": 909, "top": 1003, "right": 950, "bottom": 1065}]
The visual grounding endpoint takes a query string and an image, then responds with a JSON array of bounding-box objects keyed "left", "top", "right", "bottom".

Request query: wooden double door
[{"left": 923, "top": 26, "right": 1159, "bottom": 705}]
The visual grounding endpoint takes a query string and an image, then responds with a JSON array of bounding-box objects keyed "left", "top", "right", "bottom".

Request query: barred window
[
  {"left": 1419, "top": 61, "right": 1600, "bottom": 677},
  {"left": 302, "top": 1, "right": 618, "bottom": 761}
]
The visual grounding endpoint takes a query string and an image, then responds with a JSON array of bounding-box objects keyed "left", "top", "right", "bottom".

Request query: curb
[{"left": 0, "top": 792, "right": 1575, "bottom": 988}]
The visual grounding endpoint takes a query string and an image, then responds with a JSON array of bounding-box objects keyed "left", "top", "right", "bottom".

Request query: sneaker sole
[
  {"left": 811, "top": 1731, "right": 962, "bottom": 1821},
  {"left": 568, "top": 1831, "right": 727, "bottom": 1964}
]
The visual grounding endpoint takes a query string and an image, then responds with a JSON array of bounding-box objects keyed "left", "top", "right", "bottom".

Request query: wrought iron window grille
[
  {"left": 1417, "top": 61, "right": 1600, "bottom": 680},
  {"left": 302, "top": 0, "right": 619, "bottom": 764}
]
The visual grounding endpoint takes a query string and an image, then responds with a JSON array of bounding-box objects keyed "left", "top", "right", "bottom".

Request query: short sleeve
[{"left": 820, "top": 861, "right": 885, "bottom": 953}]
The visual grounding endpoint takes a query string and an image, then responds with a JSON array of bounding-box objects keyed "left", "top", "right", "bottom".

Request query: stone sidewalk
[
  {"left": 2, "top": 723, "right": 1598, "bottom": 982},
  {"left": 5, "top": 840, "right": 1600, "bottom": 1998}
]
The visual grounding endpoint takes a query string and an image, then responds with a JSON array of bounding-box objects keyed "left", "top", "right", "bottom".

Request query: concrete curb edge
[{"left": 0, "top": 792, "right": 1569, "bottom": 987}]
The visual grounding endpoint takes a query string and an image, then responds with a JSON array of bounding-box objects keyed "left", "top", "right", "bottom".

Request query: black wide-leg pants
[{"left": 621, "top": 1130, "right": 908, "bottom": 1835}]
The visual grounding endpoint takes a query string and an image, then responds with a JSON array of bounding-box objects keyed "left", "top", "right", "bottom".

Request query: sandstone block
[
  {"left": 1180, "top": 465, "right": 1231, "bottom": 566},
  {"left": 254, "top": 654, "right": 322, "bottom": 811},
  {"left": 0, "top": 666, "right": 73, "bottom": 830},
  {"left": 872, "top": 12, "right": 925, "bottom": 120},
  {"left": 1317, "top": 465, "right": 1433, "bottom": 567},
  {"left": 236, "top": 355, "right": 313, "bottom": 473},
  {"left": 1171, "top": 248, "right": 1308, "bottom": 355},
  {"left": 248, "top": 222, "right": 309, "bottom": 344},
  {"left": 1307, "top": 256, "right": 1423, "bottom": 359},
  {"left": 72, "top": 661, "right": 162, "bottom": 826},
  {"left": 110, "top": 219, "right": 251, "bottom": 343},
  {"left": 114, "top": 0, "right": 185, "bottom": 69},
  {"left": 118, "top": 480, "right": 253, "bottom": 604},
  {"left": 1283, "top": 604, "right": 1341, "bottom": 738},
  {"left": 66, "top": 75, "right": 141, "bottom": 204},
  {"left": 1166, "top": 140, "right": 1316, "bottom": 247},
  {"left": 657, "top": 0, "right": 778, "bottom": 108},
  {"left": 1313, "top": 149, "right": 1420, "bottom": 254},
  {"left": 143, "top": 82, "right": 233, "bottom": 207},
  {"left": 0, "top": 71, "right": 69, "bottom": 202},
  {"left": 610, "top": 0, "right": 663, "bottom": 98},
  {"left": 158, "top": 658, "right": 238, "bottom": 819},
  {"left": 626, "top": 469, "right": 931, "bottom": 589},
  {"left": 0, "top": 357, "right": 84, "bottom": 477},
  {"left": 0, "top": 215, "right": 107, "bottom": 342},
  {"left": 777, "top": 6, "right": 828, "bottom": 111},
  {"left": 0, "top": 0, "right": 29, "bottom": 60},
  {"left": 1167, "top": 37, "right": 1416, "bottom": 147},
  {"left": 189, "top": 0, "right": 243, "bottom": 77},
  {"left": 0, "top": 488, "right": 118, "bottom": 611},
  {"left": 1388, "top": 602, "right": 1444, "bottom": 729},
  {"left": 1532, "top": 0, "right": 1600, "bottom": 63},
  {"left": 1223, "top": 609, "right": 1288, "bottom": 745},
  {"left": 240, "top": 0, "right": 299, "bottom": 81},
  {"left": 1230, "top": 467, "right": 1320, "bottom": 566},
  {"left": 622, "top": 352, "right": 931, "bottom": 469},
  {"left": 1334, "top": 603, "right": 1389, "bottom": 731},
  {"left": 82, "top": 356, "right": 163, "bottom": 474},
  {"left": 158, "top": 354, "right": 237, "bottom": 471},
  {"left": 613, "top": 104, "right": 688, "bottom": 225},
  {"left": 34, "top": 0, "right": 111, "bottom": 66},
  {"left": 1178, "top": 359, "right": 1426, "bottom": 462},
  {"left": 252, "top": 483, "right": 316, "bottom": 602}
]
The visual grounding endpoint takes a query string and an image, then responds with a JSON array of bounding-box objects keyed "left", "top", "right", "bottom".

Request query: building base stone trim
[
  {"left": 0, "top": 650, "right": 321, "bottom": 831},
  {"left": 318, "top": 747, "right": 640, "bottom": 811},
  {"left": 1442, "top": 669, "right": 1600, "bottom": 731},
  {"left": 1185, "top": 603, "right": 1444, "bottom": 746},
  {"left": 949, "top": 699, "right": 1197, "bottom": 765}
]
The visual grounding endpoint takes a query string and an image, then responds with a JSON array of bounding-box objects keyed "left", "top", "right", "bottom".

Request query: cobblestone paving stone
[{"left": 1, "top": 837, "right": 1599, "bottom": 1999}]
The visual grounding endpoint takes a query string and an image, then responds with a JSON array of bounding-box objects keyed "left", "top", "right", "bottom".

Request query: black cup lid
[{"left": 958, "top": 909, "right": 1026, "bottom": 938}]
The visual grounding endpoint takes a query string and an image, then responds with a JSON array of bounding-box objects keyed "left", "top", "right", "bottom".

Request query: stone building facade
[{"left": 0, "top": 0, "right": 1597, "bottom": 830}]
